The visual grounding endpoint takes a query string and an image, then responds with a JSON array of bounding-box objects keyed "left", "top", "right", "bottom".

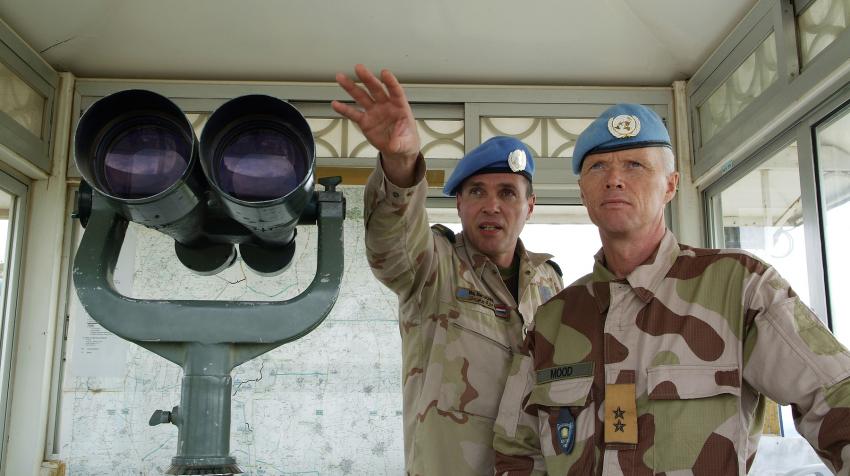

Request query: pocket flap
[
  {"left": 528, "top": 376, "right": 593, "bottom": 407},
  {"left": 647, "top": 365, "right": 741, "bottom": 400}
]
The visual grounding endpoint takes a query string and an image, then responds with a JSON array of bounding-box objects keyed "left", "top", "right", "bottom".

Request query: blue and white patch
[
  {"left": 539, "top": 285, "right": 553, "bottom": 303},
  {"left": 556, "top": 407, "right": 576, "bottom": 455}
]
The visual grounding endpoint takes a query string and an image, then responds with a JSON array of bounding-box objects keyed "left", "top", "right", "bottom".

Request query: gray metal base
[{"left": 166, "top": 460, "right": 243, "bottom": 475}]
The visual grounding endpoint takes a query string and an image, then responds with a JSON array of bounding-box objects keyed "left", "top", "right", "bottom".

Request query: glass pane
[
  {"left": 0, "top": 60, "right": 45, "bottom": 137},
  {"left": 816, "top": 105, "right": 850, "bottom": 345},
  {"left": 0, "top": 188, "right": 15, "bottom": 460},
  {"left": 699, "top": 32, "right": 778, "bottom": 144},
  {"left": 718, "top": 142, "right": 809, "bottom": 301},
  {"left": 481, "top": 117, "right": 593, "bottom": 159},
  {"left": 715, "top": 142, "right": 825, "bottom": 471},
  {"left": 798, "top": 0, "right": 850, "bottom": 66}
]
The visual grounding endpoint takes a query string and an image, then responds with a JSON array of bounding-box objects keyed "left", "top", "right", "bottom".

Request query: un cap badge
[
  {"left": 508, "top": 149, "right": 527, "bottom": 172},
  {"left": 607, "top": 114, "right": 641, "bottom": 139}
]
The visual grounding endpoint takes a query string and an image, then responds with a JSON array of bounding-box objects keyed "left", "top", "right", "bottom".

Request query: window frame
[
  {"left": 0, "top": 19, "right": 59, "bottom": 174},
  {"left": 0, "top": 169, "right": 29, "bottom": 468}
]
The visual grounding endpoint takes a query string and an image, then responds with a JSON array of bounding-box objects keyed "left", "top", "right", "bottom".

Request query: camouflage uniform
[
  {"left": 493, "top": 230, "right": 850, "bottom": 475},
  {"left": 364, "top": 159, "right": 563, "bottom": 475}
]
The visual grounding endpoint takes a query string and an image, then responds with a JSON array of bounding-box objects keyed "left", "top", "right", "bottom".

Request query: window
[
  {"left": 0, "top": 60, "right": 45, "bottom": 137},
  {"left": 714, "top": 142, "right": 810, "bottom": 302},
  {"left": 815, "top": 103, "right": 850, "bottom": 344},
  {"left": 698, "top": 32, "right": 778, "bottom": 144},
  {"left": 707, "top": 142, "right": 826, "bottom": 472},
  {"left": 0, "top": 171, "right": 28, "bottom": 468},
  {"left": 798, "top": 0, "right": 850, "bottom": 66}
]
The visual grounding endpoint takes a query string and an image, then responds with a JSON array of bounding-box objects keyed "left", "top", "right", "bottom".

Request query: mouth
[
  {"left": 601, "top": 199, "right": 630, "bottom": 207},
  {"left": 478, "top": 223, "right": 503, "bottom": 233}
]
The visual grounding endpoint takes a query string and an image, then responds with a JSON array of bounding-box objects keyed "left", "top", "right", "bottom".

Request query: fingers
[
  {"left": 331, "top": 100, "right": 363, "bottom": 123},
  {"left": 354, "top": 64, "right": 390, "bottom": 103},
  {"left": 336, "top": 72, "right": 376, "bottom": 111},
  {"left": 380, "top": 69, "right": 409, "bottom": 105}
]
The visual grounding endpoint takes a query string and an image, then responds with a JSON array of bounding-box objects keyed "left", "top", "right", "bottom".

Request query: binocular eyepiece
[{"left": 75, "top": 90, "right": 318, "bottom": 276}]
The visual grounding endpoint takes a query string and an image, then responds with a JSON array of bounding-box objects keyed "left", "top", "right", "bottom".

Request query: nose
[
  {"left": 482, "top": 194, "right": 501, "bottom": 213},
  {"left": 604, "top": 167, "right": 625, "bottom": 189}
]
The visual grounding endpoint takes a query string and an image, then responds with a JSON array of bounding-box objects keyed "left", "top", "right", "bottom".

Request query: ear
[
  {"left": 456, "top": 193, "right": 462, "bottom": 211},
  {"left": 578, "top": 178, "right": 587, "bottom": 206},
  {"left": 526, "top": 194, "right": 536, "bottom": 221},
  {"left": 664, "top": 171, "right": 680, "bottom": 204}
]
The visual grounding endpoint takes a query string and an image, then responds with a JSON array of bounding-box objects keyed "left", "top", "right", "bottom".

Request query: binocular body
[
  {"left": 75, "top": 89, "right": 318, "bottom": 275},
  {"left": 72, "top": 90, "right": 345, "bottom": 475}
]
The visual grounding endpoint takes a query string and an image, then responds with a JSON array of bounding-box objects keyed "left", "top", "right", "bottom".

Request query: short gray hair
[{"left": 658, "top": 147, "right": 676, "bottom": 175}]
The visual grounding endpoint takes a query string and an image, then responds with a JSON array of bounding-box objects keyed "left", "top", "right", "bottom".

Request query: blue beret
[
  {"left": 443, "top": 136, "right": 534, "bottom": 196},
  {"left": 572, "top": 103, "right": 671, "bottom": 175}
]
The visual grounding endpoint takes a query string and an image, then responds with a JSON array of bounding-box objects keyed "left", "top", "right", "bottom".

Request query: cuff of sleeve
[{"left": 377, "top": 153, "right": 426, "bottom": 207}]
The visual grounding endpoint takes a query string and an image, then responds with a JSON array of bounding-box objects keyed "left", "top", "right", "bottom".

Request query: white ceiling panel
[{"left": 0, "top": 0, "right": 758, "bottom": 86}]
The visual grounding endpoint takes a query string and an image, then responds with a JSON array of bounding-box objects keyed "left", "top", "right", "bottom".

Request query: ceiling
[{"left": 0, "top": 0, "right": 758, "bottom": 87}]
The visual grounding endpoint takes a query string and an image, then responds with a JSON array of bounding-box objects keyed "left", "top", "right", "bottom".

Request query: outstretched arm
[{"left": 333, "top": 64, "right": 421, "bottom": 187}]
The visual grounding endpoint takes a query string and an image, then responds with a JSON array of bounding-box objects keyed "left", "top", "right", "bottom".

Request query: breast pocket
[
  {"left": 646, "top": 365, "right": 741, "bottom": 471},
  {"left": 527, "top": 376, "right": 595, "bottom": 459},
  {"left": 437, "top": 302, "right": 515, "bottom": 420}
]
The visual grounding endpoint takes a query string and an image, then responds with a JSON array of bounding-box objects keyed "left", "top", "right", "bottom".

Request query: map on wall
[{"left": 61, "top": 186, "right": 406, "bottom": 475}]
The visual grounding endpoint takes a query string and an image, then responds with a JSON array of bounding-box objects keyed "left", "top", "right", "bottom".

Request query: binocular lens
[
  {"left": 216, "top": 128, "right": 307, "bottom": 202},
  {"left": 102, "top": 124, "right": 192, "bottom": 199}
]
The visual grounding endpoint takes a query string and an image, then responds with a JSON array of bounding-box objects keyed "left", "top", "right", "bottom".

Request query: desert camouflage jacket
[
  {"left": 493, "top": 230, "right": 850, "bottom": 475},
  {"left": 364, "top": 159, "right": 563, "bottom": 475}
]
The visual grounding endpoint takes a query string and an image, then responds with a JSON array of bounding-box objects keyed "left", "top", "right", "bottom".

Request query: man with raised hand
[
  {"left": 333, "top": 65, "right": 563, "bottom": 475},
  {"left": 493, "top": 103, "right": 850, "bottom": 475}
]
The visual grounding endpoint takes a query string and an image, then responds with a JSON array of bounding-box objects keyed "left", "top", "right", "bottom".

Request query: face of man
[
  {"left": 578, "top": 147, "right": 679, "bottom": 241},
  {"left": 456, "top": 173, "right": 535, "bottom": 268}
]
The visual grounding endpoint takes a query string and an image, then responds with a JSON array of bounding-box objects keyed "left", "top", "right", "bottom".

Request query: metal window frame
[
  {"left": 0, "top": 18, "right": 58, "bottom": 174},
  {"left": 702, "top": 82, "right": 850, "bottom": 328},
  {"left": 807, "top": 89, "right": 850, "bottom": 331},
  {"left": 0, "top": 170, "right": 30, "bottom": 468},
  {"left": 689, "top": 3, "right": 789, "bottom": 175},
  {"left": 702, "top": 129, "right": 830, "bottom": 321},
  {"left": 793, "top": 0, "right": 819, "bottom": 15},
  {"left": 689, "top": 0, "right": 850, "bottom": 187}
]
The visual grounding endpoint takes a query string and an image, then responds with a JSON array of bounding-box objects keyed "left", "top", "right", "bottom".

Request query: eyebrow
[{"left": 468, "top": 180, "right": 518, "bottom": 189}]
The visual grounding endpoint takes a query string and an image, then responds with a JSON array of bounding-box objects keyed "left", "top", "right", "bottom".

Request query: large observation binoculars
[
  {"left": 72, "top": 90, "right": 345, "bottom": 475},
  {"left": 75, "top": 89, "right": 319, "bottom": 275}
]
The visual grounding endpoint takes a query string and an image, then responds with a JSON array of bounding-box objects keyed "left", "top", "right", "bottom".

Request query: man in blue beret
[
  {"left": 493, "top": 103, "right": 850, "bottom": 474},
  {"left": 333, "top": 64, "right": 563, "bottom": 475}
]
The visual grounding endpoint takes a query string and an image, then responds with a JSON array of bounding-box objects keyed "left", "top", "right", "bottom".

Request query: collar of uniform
[
  {"left": 589, "top": 229, "right": 680, "bottom": 309},
  {"left": 624, "top": 230, "right": 680, "bottom": 302},
  {"left": 456, "top": 234, "right": 550, "bottom": 280},
  {"left": 590, "top": 252, "right": 616, "bottom": 313}
]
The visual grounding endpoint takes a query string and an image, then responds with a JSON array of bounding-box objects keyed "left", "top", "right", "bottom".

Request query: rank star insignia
[
  {"left": 607, "top": 114, "right": 641, "bottom": 138},
  {"left": 613, "top": 407, "right": 625, "bottom": 419},
  {"left": 614, "top": 421, "right": 626, "bottom": 432}
]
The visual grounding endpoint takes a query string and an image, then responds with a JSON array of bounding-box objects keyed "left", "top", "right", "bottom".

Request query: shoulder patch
[
  {"left": 430, "top": 223, "right": 456, "bottom": 243},
  {"left": 546, "top": 259, "right": 562, "bottom": 277}
]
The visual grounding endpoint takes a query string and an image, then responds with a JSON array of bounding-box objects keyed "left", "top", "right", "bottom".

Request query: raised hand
[{"left": 333, "top": 65, "right": 421, "bottom": 183}]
